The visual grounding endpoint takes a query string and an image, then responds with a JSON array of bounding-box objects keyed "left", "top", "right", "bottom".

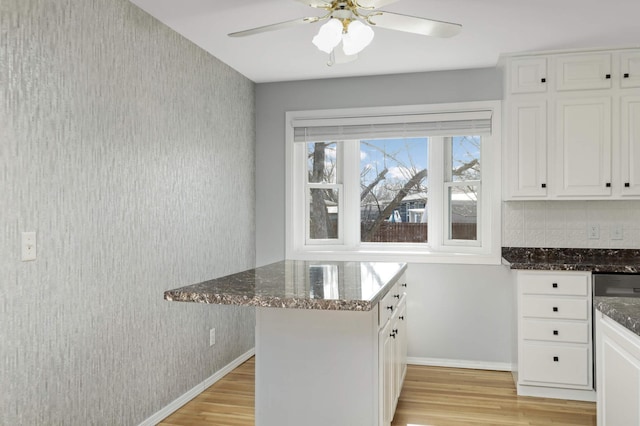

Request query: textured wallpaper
[{"left": 1, "top": 1, "right": 256, "bottom": 424}]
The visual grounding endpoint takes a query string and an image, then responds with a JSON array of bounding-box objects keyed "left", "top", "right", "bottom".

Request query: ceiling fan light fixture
[
  {"left": 312, "top": 18, "right": 343, "bottom": 53},
  {"left": 342, "top": 20, "right": 374, "bottom": 55}
]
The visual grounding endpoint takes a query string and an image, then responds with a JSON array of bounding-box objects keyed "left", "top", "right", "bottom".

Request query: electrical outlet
[
  {"left": 612, "top": 224, "right": 623, "bottom": 240},
  {"left": 588, "top": 224, "right": 600, "bottom": 240},
  {"left": 21, "top": 231, "right": 37, "bottom": 261},
  {"left": 209, "top": 328, "right": 216, "bottom": 347}
]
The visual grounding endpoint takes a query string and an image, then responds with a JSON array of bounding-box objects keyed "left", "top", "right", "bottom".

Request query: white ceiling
[{"left": 130, "top": 0, "right": 640, "bottom": 83}]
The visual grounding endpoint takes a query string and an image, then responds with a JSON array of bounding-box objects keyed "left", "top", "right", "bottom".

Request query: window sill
[{"left": 287, "top": 248, "right": 502, "bottom": 265}]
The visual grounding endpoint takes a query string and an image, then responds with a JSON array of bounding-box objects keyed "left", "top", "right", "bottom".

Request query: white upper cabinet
[
  {"left": 510, "top": 58, "right": 548, "bottom": 94},
  {"left": 556, "top": 53, "right": 612, "bottom": 91},
  {"left": 621, "top": 51, "right": 640, "bottom": 89},
  {"left": 503, "top": 48, "right": 640, "bottom": 200},
  {"left": 555, "top": 96, "right": 611, "bottom": 197},
  {"left": 507, "top": 100, "right": 548, "bottom": 197}
]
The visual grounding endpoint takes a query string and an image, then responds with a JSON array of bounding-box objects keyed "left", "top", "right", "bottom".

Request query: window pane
[
  {"left": 450, "top": 136, "right": 481, "bottom": 182},
  {"left": 359, "top": 138, "right": 428, "bottom": 243},
  {"left": 309, "top": 188, "right": 339, "bottom": 239},
  {"left": 448, "top": 186, "right": 478, "bottom": 240},
  {"left": 307, "top": 142, "right": 337, "bottom": 183}
]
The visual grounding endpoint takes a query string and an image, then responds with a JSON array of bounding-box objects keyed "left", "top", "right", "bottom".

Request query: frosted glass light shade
[
  {"left": 342, "top": 20, "right": 374, "bottom": 55},
  {"left": 312, "top": 19, "right": 343, "bottom": 54}
]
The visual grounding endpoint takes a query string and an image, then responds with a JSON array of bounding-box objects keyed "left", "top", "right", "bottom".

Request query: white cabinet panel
[
  {"left": 556, "top": 53, "right": 612, "bottom": 91},
  {"left": 555, "top": 96, "right": 612, "bottom": 197},
  {"left": 510, "top": 57, "right": 548, "bottom": 93},
  {"left": 597, "top": 313, "right": 640, "bottom": 426},
  {"left": 621, "top": 51, "right": 640, "bottom": 89},
  {"left": 621, "top": 95, "right": 640, "bottom": 196},
  {"left": 506, "top": 100, "right": 547, "bottom": 197}
]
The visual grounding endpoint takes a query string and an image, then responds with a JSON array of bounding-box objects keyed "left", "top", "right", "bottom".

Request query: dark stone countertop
[
  {"left": 502, "top": 247, "right": 640, "bottom": 273},
  {"left": 164, "top": 260, "right": 407, "bottom": 311},
  {"left": 595, "top": 297, "right": 640, "bottom": 337}
]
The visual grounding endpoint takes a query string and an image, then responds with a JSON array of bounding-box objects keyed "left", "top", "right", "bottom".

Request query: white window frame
[{"left": 285, "top": 101, "right": 502, "bottom": 265}]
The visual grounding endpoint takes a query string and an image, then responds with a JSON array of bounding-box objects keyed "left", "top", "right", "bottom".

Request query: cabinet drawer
[
  {"left": 378, "top": 282, "right": 401, "bottom": 326},
  {"left": 521, "top": 296, "right": 588, "bottom": 320},
  {"left": 522, "top": 319, "right": 589, "bottom": 343},
  {"left": 520, "top": 343, "right": 590, "bottom": 387},
  {"left": 520, "top": 273, "right": 588, "bottom": 296}
]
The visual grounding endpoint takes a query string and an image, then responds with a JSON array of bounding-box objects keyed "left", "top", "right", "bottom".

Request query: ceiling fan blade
[
  {"left": 229, "top": 16, "right": 320, "bottom": 37},
  {"left": 355, "top": 0, "right": 400, "bottom": 9},
  {"left": 294, "top": 0, "right": 333, "bottom": 8},
  {"left": 367, "top": 11, "right": 462, "bottom": 38}
]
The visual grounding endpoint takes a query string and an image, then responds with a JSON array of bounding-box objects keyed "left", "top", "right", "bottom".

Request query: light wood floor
[{"left": 159, "top": 357, "right": 596, "bottom": 426}]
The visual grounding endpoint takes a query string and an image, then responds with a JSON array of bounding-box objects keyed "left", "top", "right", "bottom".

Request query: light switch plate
[
  {"left": 21, "top": 231, "right": 36, "bottom": 261},
  {"left": 612, "top": 224, "right": 623, "bottom": 240}
]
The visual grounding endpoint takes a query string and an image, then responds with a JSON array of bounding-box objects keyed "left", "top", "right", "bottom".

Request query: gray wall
[
  {"left": 255, "top": 69, "right": 513, "bottom": 364},
  {"left": 1, "top": 1, "right": 255, "bottom": 424}
]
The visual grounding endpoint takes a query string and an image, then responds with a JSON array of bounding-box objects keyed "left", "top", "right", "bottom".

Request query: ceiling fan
[{"left": 229, "top": 0, "right": 462, "bottom": 65}]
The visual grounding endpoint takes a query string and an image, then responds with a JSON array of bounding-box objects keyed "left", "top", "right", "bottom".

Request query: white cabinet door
[
  {"left": 555, "top": 96, "right": 612, "bottom": 197},
  {"left": 506, "top": 100, "right": 548, "bottom": 198},
  {"left": 597, "top": 313, "right": 640, "bottom": 426},
  {"left": 379, "top": 320, "right": 395, "bottom": 426},
  {"left": 621, "top": 51, "right": 640, "bottom": 89},
  {"left": 621, "top": 95, "right": 640, "bottom": 196},
  {"left": 395, "top": 298, "right": 407, "bottom": 403},
  {"left": 556, "top": 53, "right": 612, "bottom": 91},
  {"left": 510, "top": 57, "right": 548, "bottom": 93}
]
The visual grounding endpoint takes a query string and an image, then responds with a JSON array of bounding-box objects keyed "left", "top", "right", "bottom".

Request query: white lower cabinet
[
  {"left": 515, "top": 270, "right": 596, "bottom": 401},
  {"left": 378, "top": 277, "right": 407, "bottom": 426},
  {"left": 596, "top": 311, "right": 640, "bottom": 426},
  {"left": 254, "top": 273, "right": 408, "bottom": 426}
]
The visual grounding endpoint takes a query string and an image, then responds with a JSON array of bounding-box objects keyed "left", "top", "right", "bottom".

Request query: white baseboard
[
  {"left": 407, "top": 356, "right": 513, "bottom": 372},
  {"left": 139, "top": 348, "right": 255, "bottom": 426}
]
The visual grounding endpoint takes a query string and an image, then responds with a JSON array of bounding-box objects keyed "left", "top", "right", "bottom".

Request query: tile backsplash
[{"left": 503, "top": 201, "right": 640, "bottom": 249}]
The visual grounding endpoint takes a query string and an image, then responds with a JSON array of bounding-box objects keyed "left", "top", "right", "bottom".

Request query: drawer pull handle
[
  {"left": 541, "top": 78, "right": 546, "bottom": 83},
  {"left": 624, "top": 73, "right": 630, "bottom": 78},
  {"left": 399, "top": 316, "right": 405, "bottom": 321},
  {"left": 553, "top": 356, "right": 559, "bottom": 362},
  {"left": 553, "top": 330, "right": 559, "bottom": 335},
  {"left": 393, "top": 294, "right": 400, "bottom": 299},
  {"left": 401, "top": 283, "right": 407, "bottom": 287},
  {"left": 605, "top": 74, "right": 611, "bottom": 79},
  {"left": 390, "top": 332, "right": 396, "bottom": 339},
  {"left": 387, "top": 306, "right": 394, "bottom": 311},
  {"left": 553, "top": 307, "right": 558, "bottom": 312},
  {"left": 552, "top": 283, "right": 558, "bottom": 288}
]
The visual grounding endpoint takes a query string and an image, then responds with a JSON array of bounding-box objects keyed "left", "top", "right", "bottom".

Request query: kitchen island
[{"left": 165, "top": 260, "right": 408, "bottom": 426}]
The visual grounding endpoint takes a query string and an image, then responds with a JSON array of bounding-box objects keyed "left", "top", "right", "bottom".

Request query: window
[{"left": 286, "top": 102, "right": 502, "bottom": 264}]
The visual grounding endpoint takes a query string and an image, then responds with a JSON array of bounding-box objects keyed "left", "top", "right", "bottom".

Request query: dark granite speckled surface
[
  {"left": 502, "top": 247, "right": 640, "bottom": 273},
  {"left": 595, "top": 297, "right": 640, "bottom": 337},
  {"left": 164, "top": 260, "right": 407, "bottom": 311}
]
